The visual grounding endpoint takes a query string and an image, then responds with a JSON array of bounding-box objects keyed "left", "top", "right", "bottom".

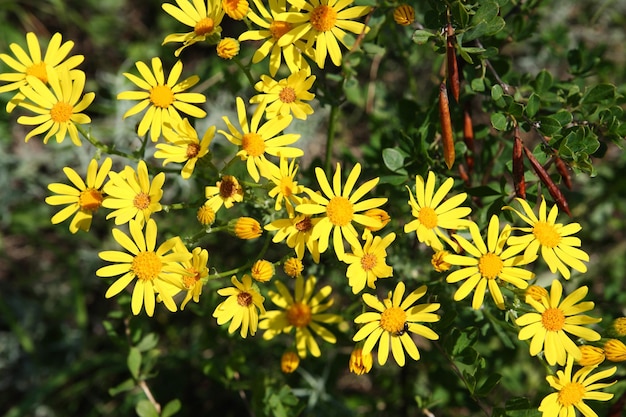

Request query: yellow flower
[
  {"left": 296, "top": 163, "right": 387, "bottom": 261},
  {"left": 178, "top": 245, "right": 210, "bottom": 310},
  {"left": 204, "top": 175, "right": 244, "bottom": 214},
  {"left": 353, "top": 282, "right": 440, "bottom": 366},
  {"left": 17, "top": 69, "right": 94, "bottom": 146},
  {"left": 539, "top": 356, "right": 616, "bottom": 417},
  {"left": 349, "top": 347, "right": 373, "bottom": 375},
  {"left": 213, "top": 275, "right": 266, "bottom": 338},
  {"left": 505, "top": 197, "right": 589, "bottom": 279},
  {"left": 102, "top": 160, "right": 165, "bottom": 227},
  {"left": 431, "top": 250, "right": 452, "bottom": 272},
  {"left": 197, "top": 204, "right": 216, "bottom": 226},
  {"left": 223, "top": 0, "right": 249, "bottom": 19},
  {"left": 154, "top": 118, "right": 215, "bottom": 179},
  {"left": 117, "top": 57, "right": 207, "bottom": 142},
  {"left": 251, "top": 259, "right": 275, "bottom": 282},
  {"left": 516, "top": 279, "right": 602, "bottom": 366},
  {"left": 276, "top": 0, "right": 371, "bottom": 68},
  {"left": 404, "top": 171, "right": 472, "bottom": 249},
  {"left": 250, "top": 70, "right": 316, "bottom": 120},
  {"left": 361, "top": 208, "right": 390, "bottom": 239},
  {"left": 0, "top": 32, "right": 84, "bottom": 112},
  {"left": 525, "top": 284, "right": 549, "bottom": 303},
  {"left": 264, "top": 157, "right": 305, "bottom": 217},
  {"left": 219, "top": 97, "right": 302, "bottom": 182},
  {"left": 259, "top": 275, "right": 342, "bottom": 357},
  {"left": 216, "top": 37, "right": 240, "bottom": 59},
  {"left": 238, "top": 0, "right": 311, "bottom": 76},
  {"left": 342, "top": 232, "right": 396, "bottom": 294},
  {"left": 281, "top": 351, "right": 300, "bottom": 373},
  {"left": 445, "top": 216, "right": 536, "bottom": 310},
  {"left": 161, "top": 0, "right": 225, "bottom": 56},
  {"left": 232, "top": 217, "right": 263, "bottom": 239},
  {"left": 45, "top": 157, "right": 112, "bottom": 233},
  {"left": 393, "top": 4, "right": 415, "bottom": 26},
  {"left": 577, "top": 345, "right": 605, "bottom": 367},
  {"left": 96, "top": 219, "right": 191, "bottom": 316},
  {"left": 604, "top": 339, "right": 626, "bottom": 362},
  {"left": 283, "top": 257, "right": 304, "bottom": 277},
  {"left": 265, "top": 209, "right": 322, "bottom": 262}
]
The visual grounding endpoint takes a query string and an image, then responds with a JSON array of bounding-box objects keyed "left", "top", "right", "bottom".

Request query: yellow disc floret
[
  {"left": 132, "top": 251, "right": 162, "bottom": 281},
  {"left": 326, "top": 196, "right": 354, "bottom": 226}
]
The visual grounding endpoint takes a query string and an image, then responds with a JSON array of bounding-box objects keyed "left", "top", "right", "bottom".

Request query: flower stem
[
  {"left": 77, "top": 125, "right": 137, "bottom": 160},
  {"left": 233, "top": 57, "right": 255, "bottom": 88},
  {"left": 324, "top": 103, "right": 339, "bottom": 176}
]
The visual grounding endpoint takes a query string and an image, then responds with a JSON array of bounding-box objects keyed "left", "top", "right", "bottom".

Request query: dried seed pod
[
  {"left": 554, "top": 156, "right": 572, "bottom": 189},
  {"left": 513, "top": 126, "right": 526, "bottom": 199},
  {"left": 523, "top": 145, "right": 571, "bottom": 216},
  {"left": 458, "top": 163, "right": 470, "bottom": 186},
  {"left": 463, "top": 105, "right": 475, "bottom": 173},
  {"left": 439, "top": 82, "right": 455, "bottom": 169},
  {"left": 446, "top": 23, "right": 460, "bottom": 103}
]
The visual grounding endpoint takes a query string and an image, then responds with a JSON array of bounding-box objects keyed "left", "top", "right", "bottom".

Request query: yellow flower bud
[
  {"left": 611, "top": 317, "right": 626, "bottom": 337},
  {"left": 283, "top": 257, "right": 304, "bottom": 278},
  {"left": 251, "top": 259, "right": 274, "bottom": 282},
  {"left": 197, "top": 204, "right": 216, "bottom": 226},
  {"left": 604, "top": 339, "right": 626, "bottom": 362},
  {"left": 393, "top": 4, "right": 415, "bottom": 26},
  {"left": 577, "top": 345, "right": 605, "bottom": 366},
  {"left": 349, "top": 348, "right": 373, "bottom": 375},
  {"left": 217, "top": 38, "right": 240, "bottom": 60},
  {"left": 281, "top": 351, "right": 300, "bottom": 373},
  {"left": 231, "top": 217, "right": 263, "bottom": 240},
  {"left": 431, "top": 250, "right": 451, "bottom": 272},
  {"left": 525, "top": 285, "right": 548, "bottom": 303},
  {"left": 222, "top": 0, "right": 249, "bottom": 20}
]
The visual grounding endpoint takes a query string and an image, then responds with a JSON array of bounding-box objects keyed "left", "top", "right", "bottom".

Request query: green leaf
[
  {"left": 491, "top": 84, "right": 504, "bottom": 101},
  {"left": 382, "top": 148, "right": 406, "bottom": 173},
  {"left": 476, "top": 373, "right": 502, "bottom": 396},
  {"left": 450, "top": 1, "right": 470, "bottom": 28},
  {"left": 581, "top": 83, "right": 616, "bottom": 105},
  {"left": 533, "top": 70, "right": 553, "bottom": 94},
  {"left": 108, "top": 378, "right": 135, "bottom": 396},
  {"left": 161, "top": 399, "right": 182, "bottom": 417},
  {"left": 127, "top": 347, "right": 142, "bottom": 380},
  {"left": 412, "top": 29, "right": 435, "bottom": 45},
  {"left": 505, "top": 397, "right": 542, "bottom": 417},
  {"left": 136, "top": 400, "right": 159, "bottom": 417},
  {"left": 525, "top": 93, "right": 540, "bottom": 118},
  {"left": 136, "top": 333, "right": 159, "bottom": 352},
  {"left": 552, "top": 110, "right": 573, "bottom": 127},
  {"left": 490, "top": 112, "right": 508, "bottom": 131},
  {"left": 471, "top": 77, "right": 485, "bottom": 92},
  {"left": 537, "top": 116, "right": 561, "bottom": 135},
  {"left": 445, "top": 327, "right": 479, "bottom": 356}
]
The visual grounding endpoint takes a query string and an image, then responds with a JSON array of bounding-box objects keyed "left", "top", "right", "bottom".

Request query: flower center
[
  {"left": 132, "top": 251, "right": 162, "bottom": 281},
  {"left": 542, "top": 307, "right": 565, "bottom": 331},
  {"left": 478, "top": 252, "right": 504, "bottom": 279},
  {"left": 280, "top": 176, "right": 295, "bottom": 197},
  {"left": 295, "top": 216, "right": 312, "bottom": 232},
  {"left": 186, "top": 143, "right": 201, "bottom": 159},
  {"left": 418, "top": 206, "right": 438, "bottom": 229},
  {"left": 533, "top": 221, "right": 561, "bottom": 248},
  {"left": 380, "top": 306, "right": 407, "bottom": 334},
  {"left": 133, "top": 192, "right": 151, "bottom": 210},
  {"left": 360, "top": 253, "right": 377, "bottom": 271},
  {"left": 78, "top": 188, "right": 104, "bottom": 212},
  {"left": 237, "top": 291, "right": 253, "bottom": 306},
  {"left": 50, "top": 102, "right": 73, "bottom": 123},
  {"left": 326, "top": 196, "right": 354, "bottom": 226},
  {"left": 241, "top": 132, "right": 266, "bottom": 157},
  {"left": 310, "top": 5, "right": 337, "bottom": 32},
  {"left": 279, "top": 87, "right": 297, "bottom": 103},
  {"left": 26, "top": 62, "right": 48, "bottom": 83},
  {"left": 286, "top": 302, "right": 312, "bottom": 327},
  {"left": 219, "top": 176, "right": 239, "bottom": 198},
  {"left": 557, "top": 382, "right": 585, "bottom": 407},
  {"left": 150, "top": 85, "right": 175, "bottom": 109},
  {"left": 269, "top": 20, "right": 293, "bottom": 40},
  {"left": 194, "top": 17, "right": 215, "bottom": 36},
  {"left": 183, "top": 267, "right": 200, "bottom": 288}
]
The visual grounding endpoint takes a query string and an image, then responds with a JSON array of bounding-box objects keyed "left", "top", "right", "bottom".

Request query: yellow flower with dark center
[
  {"left": 281, "top": 351, "right": 300, "bottom": 373},
  {"left": 204, "top": 175, "right": 244, "bottom": 214},
  {"left": 162, "top": 0, "right": 225, "bottom": 56},
  {"left": 604, "top": 339, "right": 626, "bottom": 362},
  {"left": 296, "top": 163, "right": 387, "bottom": 261},
  {"left": 250, "top": 70, "right": 316, "bottom": 120},
  {"left": 577, "top": 345, "right": 605, "bottom": 366},
  {"left": 276, "top": 0, "right": 371, "bottom": 68},
  {"left": 516, "top": 279, "right": 602, "bottom": 366},
  {"left": 96, "top": 219, "right": 191, "bottom": 316},
  {"left": 238, "top": 0, "right": 311, "bottom": 76},
  {"left": 220, "top": 97, "right": 302, "bottom": 182},
  {"left": 264, "top": 157, "right": 305, "bottom": 217},
  {"left": 232, "top": 217, "right": 263, "bottom": 240},
  {"left": 216, "top": 37, "right": 240, "bottom": 59},
  {"left": 265, "top": 208, "right": 322, "bottom": 262},
  {"left": 538, "top": 356, "right": 616, "bottom": 417},
  {"left": 46, "top": 158, "right": 112, "bottom": 234},
  {"left": 342, "top": 232, "right": 395, "bottom": 294},
  {"left": 251, "top": 259, "right": 275, "bottom": 282},
  {"left": 223, "top": 0, "right": 249, "bottom": 19},
  {"left": 259, "top": 275, "right": 342, "bottom": 358},
  {"left": 404, "top": 171, "right": 472, "bottom": 249},
  {"left": 213, "top": 275, "right": 266, "bottom": 338},
  {"left": 505, "top": 197, "right": 589, "bottom": 279},
  {"left": 444, "top": 216, "right": 536, "bottom": 310},
  {"left": 353, "top": 281, "right": 440, "bottom": 366},
  {"left": 283, "top": 257, "right": 304, "bottom": 277},
  {"left": 117, "top": 57, "right": 207, "bottom": 142},
  {"left": 16, "top": 69, "right": 94, "bottom": 146},
  {"left": 177, "top": 245, "right": 210, "bottom": 310},
  {"left": 393, "top": 4, "right": 415, "bottom": 26},
  {"left": 349, "top": 347, "right": 373, "bottom": 375},
  {"left": 0, "top": 32, "right": 84, "bottom": 112},
  {"left": 154, "top": 118, "right": 215, "bottom": 179},
  {"left": 103, "top": 160, "right": 165, "bottom": 227}
]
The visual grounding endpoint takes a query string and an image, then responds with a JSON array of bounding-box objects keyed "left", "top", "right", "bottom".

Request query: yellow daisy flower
[
  {"left": 342, "top": 232, "right": 396, "bottom": 294},
  {"left": 204, "top": 174, "right": 244, "bottom": 214},
  {"left": 353, "top": 281, "right": 440, "bottom": 366},
  {"left": 238, "top": 0, "right": 311, "bottom": 76},
  {"left": 96, "top": 219, "right": 191, "bottom": 316},
  {"left": 296, "top": 163, "right": 387, "bottom": 261},
  {"left": 444, "top": 216, "right": 536, "bottom": 310},
  {"left": 117, "top": 57, "right": 207, "bottom": 142},
  {"left": 265, "top": 210, "right": 322, "bottom": 262},
  {"left": 154, "top": 118, "right": 215, "bottom": 179},
  {"left": 161, "top": 0, "right": 225, "bottom": 57},
  {"left": 276, "top": 0, "right": 371, "bottom": 68},
  {"left": 404, "top": 171, "right": 472, "bottom": 249},
  {"left": 45, "top": 157, "right": 112, "bottom": 234},
  {"left": 539, "top": 356, "right": 616, "bottom": 417},
  {"left": 102, "top": 160, "right": 165, "bottom": 227},
  {"left": 264, "top": 157, "right": 305, "bottom": 217},
  {"left": 212, "top": 274, "right": 266, "bottom": 338},
  {"left": 259, "top": 275, "right": 342, "bottom": 358},
  {"left": 505, "top": 197, "right": 589, "bottom": 279},
  {"left": 0, "top": 32, "right": 84, "bottom": 112},
  {"left": 222, "top": 0, "right": 249, "bottom": 19},
  {"left": 516, "top": 279, "right": 602, "bottom": 366},
  {"left": 219, "top": 97, "right": 302, "bottom": 182},
  {"left": 179, "top": 245, "right": 210, "bottom": 310},
  {"left": 16, "top": 69, "right": 94, "bottom": 146},
  {"left": 250, "top": 70, "right": 316, "bottom": 120}
]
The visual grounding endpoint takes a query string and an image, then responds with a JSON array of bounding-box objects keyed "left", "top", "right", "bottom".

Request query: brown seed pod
[
  {"left": 523, "top": 145, "right": 571, "bottom": 216},
  {"left": 554, "top": 156, "right": 573, "bottom": 189},
  {"left": 462, "top": 105, "right": 475, "bottom": 173},
  {"left": 446, "top": 23, "right": 460, "bottom": 103},
  {"left": 513, "top": 126, "right": 526, "bottom": 199},
  {"left": 439, "top": 82, "right": 455, "bottom": 169}
]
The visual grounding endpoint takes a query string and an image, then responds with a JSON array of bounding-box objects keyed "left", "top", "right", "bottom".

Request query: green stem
[
  {"left": 77, "top": 125, "right": 137, "bottom": 160},
  {"left": 233, "top": 57, "right": 256, "bottom": 88},
  {"left": 324, "top": 103, "right": 340, "bottom": 176}
]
